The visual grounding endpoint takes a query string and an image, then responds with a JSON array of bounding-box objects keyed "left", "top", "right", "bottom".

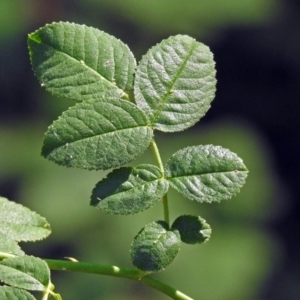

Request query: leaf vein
[
  {"left": 151, "top": 40, "right": 198, "bottom": 123},
  {"left": 39, "top": 41, "right": 125, "bottom": 96},
  {"left": 168, "top": 169, "right": 247, "bottom": 180}
]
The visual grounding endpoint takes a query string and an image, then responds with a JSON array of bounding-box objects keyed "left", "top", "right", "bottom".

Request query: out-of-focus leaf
[
  {"left": 0, "top": 286, "right": 35, "bottom": 300},
  {"left": 0, "top": 256, "right": 50, "bottom": 291},
  {"left": 0, "top": 196, "right": 51, "bottom": 243},
  {"left": 0, "top": 234, "right": 24, "bottom": 256}
]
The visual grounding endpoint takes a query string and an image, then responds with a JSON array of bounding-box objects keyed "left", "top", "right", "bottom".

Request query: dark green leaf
[
  {"left": 165, "top": 145, "right": 248, "bottom": 203},
  {"left": 28, "top": 22, "right": 136, "bottom": 101},
  {"left": 130, "top": 221, "right": 181, "bottom": 272},
  {"left": 0, "top": 256, "right": 50, "bottom": 291},
  {"left": 172, "top": 215, "right": 211, "bottom": 244},
  {"left": 91, "top": 164, "right": 169, "bottom": 215},
  {"left": 0, "top": 286, "right": 35, "bottom": 300},
  {"left": 0, "top": 197, "right": 51, "bottom": 243},
  {"left": 134, "top": 35, "right": 216, "bottom": 132},
  {"left": 42, "top": 98, "right": 153, "bottom": 170}
]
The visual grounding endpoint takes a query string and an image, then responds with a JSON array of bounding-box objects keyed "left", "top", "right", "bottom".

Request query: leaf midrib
[
  {"left": 50, "top": 124, "right": 152, "bottom": 150},
  {"left": 151, "top": 39, "right": 198, "bottom": 123},
  {"left": 167, "top": 169, "right": 248, "bottom": 180},
  {"left": 105, "top": 177, "right": 165, "bottom": 200},
  {"left": 29, "top": 35, "right": 128, "bottom": 98}
]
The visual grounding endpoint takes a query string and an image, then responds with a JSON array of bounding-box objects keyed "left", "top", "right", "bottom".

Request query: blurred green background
[{"left": 1, "top": 0, "right": 299, "bottom": 299}]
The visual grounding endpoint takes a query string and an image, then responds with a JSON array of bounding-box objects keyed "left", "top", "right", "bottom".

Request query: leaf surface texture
[
  {"left": 91, "top": 164, "right": 169, "bottom": 215},
  {"left": 28, "top": 22, "right": 136, "bottom": 101},
  {"left": 0, "top": 197, "right": 51, "bottom": 246},
  {"left": 0, "top": 256, "right": 50, "bottom": 292},
  {"left": 42, "top": 98, "right": 153, "bottom": 170},
  {"left": 165, "top": 145, "right": 248, "bottom": 203},
  {"left": 0, "top": 286, "right": 35, "bottom": 300},
  {"left": 134, "top": 35, "right": 216, "bottom": 132},
  {"left": 130, "top": 221, "right": 181, "bottom": 272}
]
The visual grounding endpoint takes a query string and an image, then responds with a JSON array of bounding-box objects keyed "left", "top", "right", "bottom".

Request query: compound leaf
[
  {"left": 171, "top": 215, "right": 211, "bottom": 244},
  {"left": 165, "top": 145, "right": 248, "bottom": 203},
  {"left": 0, "top": 256, "right": 50, "bottom": 292},
  {"left": 134, "top": 35, "right": 216, "bottom": 132},
  {"left": 91, "top": 164, "right": 169, "bottom": 215},
  {"left": 130, "top": 221, "right": 181, "bottom": 272},
  {"left": 42, "top": 98, "right": 153, "bottom": 170},
  {"left": 28, "top": 22, "right": 136, "bottom": 101},
  {"left": 0, "top": 197, "right": 51, "bottom": 244},
  {"left": 0, "top": 286, "right": 35, "bottom": 300}
]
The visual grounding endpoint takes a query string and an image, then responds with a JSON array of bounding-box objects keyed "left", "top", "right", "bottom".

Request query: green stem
[
  {"left": 150, "top": 138, "right": 170, "bottom": 225},
  {"left": 0, "top": 253, "right": 193, "bottom": 299},
  {"left": 45, "top": 259, "right": 193, "bottom": 300},
  {"left": 162, "top": 193, "right": 170, "bottom": 225},
  {"left": 150, "top": 138, "right": 164, "bottom": 172}
]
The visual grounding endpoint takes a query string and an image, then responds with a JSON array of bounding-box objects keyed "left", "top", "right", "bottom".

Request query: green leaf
[
  {"left": 0, "top": 286, "right": 35, "bottom": 300},
  {"left": 130, "top": 221, "right": 181, "bottom": 272},
  {"left": 28, "top": 22, "right": 136, "bottom": 101},
  {"left": 134, "top": 35, "right": 216, "bottom": 132},
  {"left": 0, "top": 234, "right": 24, "bottom": 256},
  {"left": 42, "top": 98, "right": 153, "bottom": 170},
  {"left": 165, "top": 145, "right": 248, "bottom": 203},
  {"left": 91, "top": 164, "right": 169, "bottom": 215},
  {"left": 171, "top": 215, "right": 211, "bottom": 244},
  {"left": 0, "top": 256, "right": 50, "bottom": 291},
  {"left": 0, "top": 197, "right": 51, "bottom": 243}
]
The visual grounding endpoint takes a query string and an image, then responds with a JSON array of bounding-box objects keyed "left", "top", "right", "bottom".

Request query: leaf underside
[
  {"left": 42, "top": 98, "right": 153, "bottom": 170},
  {"left": 134, "top": 35, "right": 216, "bottom": 132},
  {"left": 91, "top": 164, "right": 169, "bottom": 215},
  {"left": 165, "top": 145, "right": 248, "bottom": 203},
  {"left": 28, "top": 22, "right": 136, "bottom": 102}
]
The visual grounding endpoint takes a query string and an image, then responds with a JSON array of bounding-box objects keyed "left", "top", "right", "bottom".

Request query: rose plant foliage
[{"left": 0, "top": 22, "right": 248, "bottom": 299}]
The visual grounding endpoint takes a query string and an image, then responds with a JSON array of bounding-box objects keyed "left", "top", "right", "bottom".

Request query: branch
[{"left": 45, "top": 259, "right": 194, "bottom": 300}]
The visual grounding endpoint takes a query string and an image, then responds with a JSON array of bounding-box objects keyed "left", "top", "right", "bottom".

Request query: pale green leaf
[
  {"left": 130, "top": 221, "right": 181, "bottom": 272},
  {"left": 0, "top": 286, "right": 35, "bottom": 300},
  {"left": 28, "top": 22, "right": 136, "bottom": 101},
  {"left": 42, "top": 98, "right": 153, "bottom": 170},
  {"left": 0, "top": 197, "right": 51, "bottom": 243},
  {"left": 0, "top": 234, "right": 24, "bottom": 256},
  {"left": 165, "top": 145, "right": 248, "bottom": 203},
  {"left": 91, "top": 164, "right": 169, "bottom": 215},
  {"left": 0, "top": 256, "right": 50, "bottom": 292},
  {"left": 134, "top": 35, "right": 216, "bottom": 132},
  {"left": 171, "top": 215, "right": 211, "bottom": 244}
]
